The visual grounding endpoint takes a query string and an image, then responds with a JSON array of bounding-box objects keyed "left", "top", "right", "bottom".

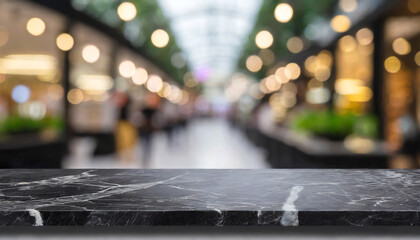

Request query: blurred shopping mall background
[{"left": 0, "top": 0, "right": 419, "bottom": 169}]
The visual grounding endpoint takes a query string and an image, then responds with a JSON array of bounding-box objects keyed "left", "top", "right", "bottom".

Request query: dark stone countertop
[{"left": 1, "top": 169, "right": 419, "bottom": 226}]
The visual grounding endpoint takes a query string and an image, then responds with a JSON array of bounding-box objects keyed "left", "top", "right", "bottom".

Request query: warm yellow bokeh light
[
  {"left": 146, "top": 75, "right": 163, "bottom": 93},
  {"left": 67, "top": 89, "right": 83, "bottom": 105},
  {"left": 255, "top": 30, "right": 273, "bottom": 49},
  {"left": 274, "top": 3, "right": 293, "bottom": 23},
  {"left": 168, "top": 86, "right": 182, "bottom": 103},
  {"left": 26, "top": 18, "right": 46, "bottom": 36},
  {"left": 339, "top": 0, "right": 358, "bottom": 12},
  {"left": 161, "top": 82, "right": 172, "bottom": 98},
  {"left": 314, "top": 66, "right": 331, "bottom": 82},
  {"left": 415, "top": 51, "right": 420, "bottom": 67},
  {"left": 318, "top": 50, "right": 333, "bottom": 67},
  {"left": 246, "top": 55, "right": 263, "bottom": 72},
  {"left": 275, "top": 67, "right": 289, "bottom": 84},
  {"left": 82, "top": 45, "right": 100, "bottom": 63},
  {"left": 264, "top": 75, "right": 281, "bottom": 92},
  {"left": 339, "top": 35, "right": 357, "bottom": 53},
  {"left": 304, "top": 56, "right": 318, "bottom": 73},
  {"left": 132, "top": 68, "right": 148, "bottom": 85},
  {"left": 56, "top": 33, "right": 74, "bottom": 51},
  {"left": 287, "top": 37, "right": 304, "bottom": 53},
  {"left": 331, "top": 15, "right": 351, "bottom": 33},
  {"left": 75, "top": 75, "right": 113, "bottom": 92},
  {"left": 151, "top": 29, "right": 170, "bottom": 48},
  {"left": 117, "top": 2, "right": 137, "bottom": 21},
  {"left": 284, "top": 63, "right": 301, "bottom": 80},
  {"left": 392, "top": 38, "right": 411, "bottom": 55},
  {"left": 119, "top": 60, "right": 135, "bottom": 78},
  {"left": 348, "top": 87, "right": 373, "bottom": 102},
  {"left": 384, "top": 56, "right": 401, "bottom": 73},
  {"left": 335, "top": 78, "right": 364, "bottom": 95},
  {"left": 356, "top": 28, "right": 373, "bottom": 46}
]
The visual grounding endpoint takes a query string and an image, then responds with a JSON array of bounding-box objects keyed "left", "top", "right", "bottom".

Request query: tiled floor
[{"left": 63, "top": 118, "right": 269, "bottom": 169}]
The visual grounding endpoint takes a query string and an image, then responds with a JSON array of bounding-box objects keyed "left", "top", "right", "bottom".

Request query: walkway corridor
[{"left": 63, "top": 118, "right": 269, "bottom": 169}]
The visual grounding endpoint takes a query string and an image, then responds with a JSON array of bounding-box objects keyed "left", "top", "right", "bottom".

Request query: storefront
[{"left": 0, "top": 0, "right": 187, "bottom": 166}]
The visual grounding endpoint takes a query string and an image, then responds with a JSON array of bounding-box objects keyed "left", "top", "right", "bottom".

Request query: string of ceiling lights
[{"left": 19, "top": 1, "right": 191, "bottom": 106}]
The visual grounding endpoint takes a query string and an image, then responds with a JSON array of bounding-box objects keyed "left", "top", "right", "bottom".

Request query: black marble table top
[{"left": 1, "top": 169, "right": 420, "bottom": 226}]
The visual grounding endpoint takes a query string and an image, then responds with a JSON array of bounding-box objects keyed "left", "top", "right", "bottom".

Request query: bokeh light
[
  {"left": 151, "top": 29, "right": 170, "bottom": 48},
  {"left": 246, "top": 55, "right": 263, "bottom": 72},
  {"left": 119, "top": 60, "right": 136, "bottom": 78},
  {"left": 255, "top": 30, "right": 273, "bottom": 49},
  {"left": 11, "top": 85, "right": 31, "bottom": 103},
  {"left": 339, "top": 0, "right": 358, "bottom": 12},
  {"left": 306, "top": 87, "right": 331, "bottom": 104},
  {"left": 75, "top": 75, "right": 113, "bottom": 92},
  {"left": 392, "top": 38, "right": 411, "bottom": 55},
  {"left": 67, "top": 89, "right": 84, "bottom": 105},
  {"left": 275, "top": 67, "right": 289, "bottom": 84},
  {"left": 274, "top": 3, "right": 293, "bottom": 23},
  {"left": 146, "top": 75, "right": 163, "bottom": 93},
  {"left": 194, "top": 67, "right": 211, "bottom": 82},
  {"left": 339, "top": 35, "right": 357, "bottom": 53},
  {"left": 284, "top": 63, "right": 301, "bottom": 80},
  {"left": 314, "top": 66, "right": 331, "bottom": 82},
  {"left": 356, "top": 28, "right": 373, "bottom": 46},
  {"left": 26, "top": 17, "right": 46, "bottom": 36},
  {"left": 117, "top": 2, "right": 137, "bottom": 21},
  {"left": 56, "top": 33, "right": 74, "bottom": 51},
  {"left": 330, "top": 15, "right": 351, "bottom": 33},
  {"left": 161, "top": 82, "right": 172, "bottom": 98},
  {"left": 132, "top": 68, "right": 148, "bottom": 85},
  {"left": 287, "top": 37, "right": 304, "bottom": 53},
  {"left": 384, "top": 56, "right": 401, "bottom": 73},
  {"left": 415, "top": 51, "right": 420, "bottom": 67},
  {"left": 82, "top": 45, "right": 100, "bottom": 63}
]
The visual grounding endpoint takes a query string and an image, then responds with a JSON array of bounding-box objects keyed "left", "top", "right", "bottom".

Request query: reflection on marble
[{"left": 0, "top": 169, "right": 420, "bottom": 226}]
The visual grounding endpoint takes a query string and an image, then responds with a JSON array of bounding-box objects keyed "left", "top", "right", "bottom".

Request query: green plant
[
  {"left": 291, "top": 110, "right": 378, "bottom": 141},
  {"left": 0, "top": 116, "right": 64, "bottom": 135}
]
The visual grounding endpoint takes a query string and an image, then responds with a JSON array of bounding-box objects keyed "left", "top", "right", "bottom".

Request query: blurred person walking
[
  {"left": 114, "top": 93, "right": 138, "bottom": 166},
  {"left": 137, "top": 94, "right": 161, "bottom": 168}
]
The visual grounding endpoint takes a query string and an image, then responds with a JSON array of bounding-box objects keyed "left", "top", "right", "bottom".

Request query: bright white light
[
  {"left": 118, "top": 2, "right": 137, "bottom": 21},
  {"left": 132, "top": 68, "right": 148, "bottom": 85},
  {"left": 146, "top": 75, "right": 163, "bottom": 93},
  {"left": 26, "top": 18, "right": 45, "bottom": 36},
  {"left": 119, "top": 60, "right": 136, "bottom": 78},
  {"left": 274, "top": 3, "right": 293, "bottom": 23},
  {"left": 82, "top": 45, "right": 100, "bottom": 63}
]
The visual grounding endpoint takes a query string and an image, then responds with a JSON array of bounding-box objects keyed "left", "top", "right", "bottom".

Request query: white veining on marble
[
  {"left": 27, "top": 209, "right": 43, "bottom": 226},
  {"left": 281, "top": 186, "right": 303, "bottom": 226},
  {"left": 3, "top": 173, "right": 186, "bottom": 210}
]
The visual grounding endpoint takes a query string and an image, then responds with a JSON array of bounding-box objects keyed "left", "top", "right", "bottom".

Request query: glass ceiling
[{"left": 158, "top": 0, "right": 263, "bottom": 79}]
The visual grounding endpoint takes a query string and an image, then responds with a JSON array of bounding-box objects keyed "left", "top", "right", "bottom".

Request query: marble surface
[{"left": 1, "top": 169, "right": 420, "bottom": 226}]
